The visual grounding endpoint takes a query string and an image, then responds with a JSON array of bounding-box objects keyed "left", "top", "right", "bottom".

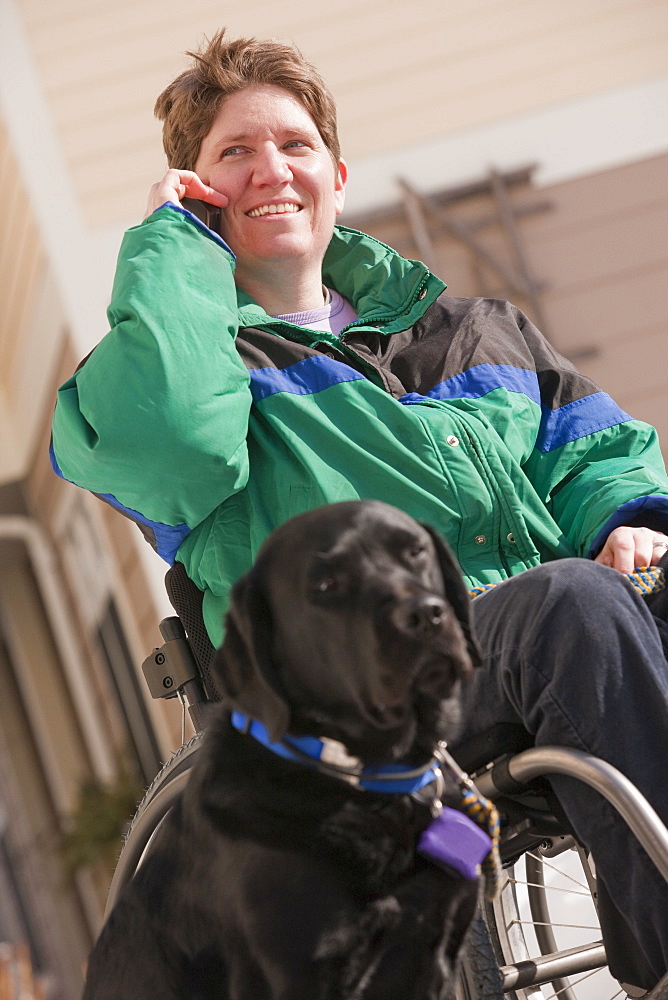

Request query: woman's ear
[{"left": 334, "top": 158, "right": 348, "bottom": 216}]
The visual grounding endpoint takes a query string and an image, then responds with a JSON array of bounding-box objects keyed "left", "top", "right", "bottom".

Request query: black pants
[{"left": 454, "top": 558, "right": 668, "bottom": 984}]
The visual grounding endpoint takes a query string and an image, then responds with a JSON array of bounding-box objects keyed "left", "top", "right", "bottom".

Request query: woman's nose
[{"left": 252, "top": 146, "right": 293, "bottom": 187}]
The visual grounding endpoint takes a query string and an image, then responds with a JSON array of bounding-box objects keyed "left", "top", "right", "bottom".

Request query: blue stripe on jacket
[
  {"left": 400, "top": 363, "right": 541, "bottom": 406},
  {"left": 588, "top": 495, "right": 668, "bottom": 556},
  {"left": 95, "top": 492, "right": 191, "bottom": 564},
  {"left": 49, "top": 443, "right": 190, "bottom": 564},
  {"left": 250, "top": 358, "right": 631, "bottom": 455},
  {"left": 537, "top": 393, "right": 631, "bottom": 453},
  {"left": 400, "top": 364, "right": 631, "bottom": 452},
  {"left": 249, "top": 355, "right": 366, "bottom": 402}
]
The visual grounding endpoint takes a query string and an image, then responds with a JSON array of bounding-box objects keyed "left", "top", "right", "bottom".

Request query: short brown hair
[{"left": 154, "top": 29, "right": 341, "bottom": 171}]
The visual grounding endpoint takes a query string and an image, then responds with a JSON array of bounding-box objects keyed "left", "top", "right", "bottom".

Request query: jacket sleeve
[
  {"left": 515, "top": 310, "right": 668, "bottom": 557},
  {"left": 51, "top": 205, "right": 252, "bottom": 529}
]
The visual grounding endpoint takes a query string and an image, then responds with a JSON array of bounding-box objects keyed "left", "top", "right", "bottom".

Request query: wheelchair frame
[
  {"left": 107, "top": 569, "right": 668, "bottom": 1000},
  {"left": 470, "top": 748, "right": 668, "bottom": 998}
]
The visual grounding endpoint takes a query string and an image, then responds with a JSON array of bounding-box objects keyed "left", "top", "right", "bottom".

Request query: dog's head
[{"left": 212, "top": 501, "right": 481, "bottom": 762}]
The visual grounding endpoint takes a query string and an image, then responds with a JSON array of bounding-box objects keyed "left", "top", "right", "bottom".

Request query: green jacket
[{"left": 51, "top": 204, "right": 668, "bottom": 646}]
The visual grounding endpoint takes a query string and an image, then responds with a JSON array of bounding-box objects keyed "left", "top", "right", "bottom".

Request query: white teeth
[{"left": 247, "top": 203, "right": 300, "bottom": 217}]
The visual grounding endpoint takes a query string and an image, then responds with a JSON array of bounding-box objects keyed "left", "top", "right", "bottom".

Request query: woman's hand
[
  {"left": 594, "top": 526, "right": 668, "bottom": 573},
  {"left": 143, "top": 169, "right": 228, "bottom": 219}
]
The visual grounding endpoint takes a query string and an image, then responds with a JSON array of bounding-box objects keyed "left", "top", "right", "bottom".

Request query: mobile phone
[{"left": 181, "top": 197, "right": 222, "bottom": 234}]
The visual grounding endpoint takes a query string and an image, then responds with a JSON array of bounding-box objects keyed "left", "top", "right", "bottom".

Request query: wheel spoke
[
  {"left": 507, "top": 876, "right": 590, "bottom": 898},
  {"left": 509, "top": 918, "right": 601, "bottom": 932},
  {"left": 525, "top": 851, "right": 591, "bottom": 892},
  {"left": 460, "top": 834, "right": 625, "bottom": 999},
  {"left": 538, "top": 966, "right": 625, "bottom": 1000}
]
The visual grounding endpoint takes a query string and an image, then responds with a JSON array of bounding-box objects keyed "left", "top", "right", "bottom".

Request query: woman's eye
[
  {"left": 284, "top": 140, "right": 307, "bottom": 149},
  {"left": 221, "top": 146, "right": 245, "bottom": 158}
]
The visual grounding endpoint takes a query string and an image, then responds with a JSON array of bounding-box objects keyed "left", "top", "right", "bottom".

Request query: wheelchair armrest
[
  {"left": 451, "top": 723, "right": 534, "bottom": 775},
  {"left": 474, "top": 745, "right": 668, "bottom": 881}
]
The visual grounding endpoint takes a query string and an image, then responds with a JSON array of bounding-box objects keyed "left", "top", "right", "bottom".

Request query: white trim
[
  {"left": 342, "top": 75, "right": 668, "bottom": 216},
  {"left": 52, "top": 489, "right": 177, "bottom": 760},
  {"left": 0, "top": 0, "right": 108, "bottom": 358},
  {"left": 0, "top": 391, "right": 20, "bottom": 483}
]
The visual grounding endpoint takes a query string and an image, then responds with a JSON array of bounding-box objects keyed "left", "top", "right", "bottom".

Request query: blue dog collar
[
  {"left": 230, "top": 711, "right": 440, "bottom": 794},
  {"left": 231, "top": 712, "right": 501, "bottom": 895}
]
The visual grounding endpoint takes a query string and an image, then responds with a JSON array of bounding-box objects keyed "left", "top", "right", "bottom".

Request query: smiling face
[{"left": 194, "top": 84, "right": 347, "bottom": 298}]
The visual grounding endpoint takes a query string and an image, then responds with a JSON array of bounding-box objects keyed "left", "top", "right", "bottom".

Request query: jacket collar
[{"left": 236, "top": 225, "right": 446, "bottom": 336}]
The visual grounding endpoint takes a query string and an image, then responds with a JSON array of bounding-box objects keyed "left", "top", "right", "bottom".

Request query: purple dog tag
[{"left": 418, "top": 806, "right": 492, "bottom": 881}]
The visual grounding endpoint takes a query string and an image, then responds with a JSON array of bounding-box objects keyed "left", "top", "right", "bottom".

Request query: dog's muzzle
[{"left": 390, "top": 595, "right": 450, "bottom": 637}]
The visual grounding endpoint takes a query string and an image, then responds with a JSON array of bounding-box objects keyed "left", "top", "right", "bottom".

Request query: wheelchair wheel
[
  {"left": 104, "top": 731, "right": 204, "bottom": 919},
  {"left": 475, "top": 840, "right": 630, "bottom": 1000}
]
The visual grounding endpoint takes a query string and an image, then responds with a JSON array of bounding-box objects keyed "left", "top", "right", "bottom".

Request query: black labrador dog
[{"left": 83, "top": 500, "right": 488, "bottom": 1000}]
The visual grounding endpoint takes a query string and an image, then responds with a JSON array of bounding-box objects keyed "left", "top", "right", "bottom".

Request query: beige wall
[
  {"left": 348, "top": 152, "right": 668, "bottom": 453},
  {"left": 1, "top": 96, "right": 182, "bottom": 757},
  {"left": 0, "top": 118, "right": 51, "bottom": 483},
  {"left": 527, "top": 155, "right": 668, "bottom": 441},
  {"left": 13, "top": 0, "right": 668, "bottom": 226},
  {"left": 26, "top": 344, "right": 186, "bottom": 760},
  {"left": 0, "top": 545, "right": 95, "bottom": 995},
  {"left": 0, "top": 111, "right": 186, "bottom": 984}
]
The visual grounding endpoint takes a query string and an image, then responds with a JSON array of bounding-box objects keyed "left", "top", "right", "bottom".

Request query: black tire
[
  {"left": 104, "top": 731, "right": 204, "bottom": 919},
  {"left": 457, "top": 907, "right": 505, "bottom": 1000}
]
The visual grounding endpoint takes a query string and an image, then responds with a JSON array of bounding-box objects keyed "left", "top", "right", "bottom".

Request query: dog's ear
[
  {"left": 213, "top": 569, "right": 291, "bottom": 741},
  {"left": 420, "top": 522, "right": 482, "bottom": 667}
]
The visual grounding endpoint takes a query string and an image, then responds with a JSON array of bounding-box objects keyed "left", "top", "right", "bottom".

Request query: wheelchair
[{"left": 107, "top": 563, "right": 668, "bottom": 1000}]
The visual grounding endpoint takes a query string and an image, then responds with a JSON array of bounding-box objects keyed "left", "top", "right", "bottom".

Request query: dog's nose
[{"left": 391, "top": 595, "right": 449, "bottom": 636}]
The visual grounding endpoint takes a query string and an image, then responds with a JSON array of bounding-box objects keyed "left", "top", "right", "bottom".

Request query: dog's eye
[
  {"left": 315, "top": 576, "right": 340, "bottom": 593},
  {"left": 406, "top": 544, "right": 426, "bottom": 561}
]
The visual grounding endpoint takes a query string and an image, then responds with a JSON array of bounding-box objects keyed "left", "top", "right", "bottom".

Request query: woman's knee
[
  {"left": 472, "top": 557, "right": 651, "bottom": 656},
  {"left": 497, "top": 558, "right": 642, "bottom": 613}
]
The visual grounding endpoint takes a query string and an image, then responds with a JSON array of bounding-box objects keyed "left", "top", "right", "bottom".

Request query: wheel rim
[{"left": 489, "top": 846, "right": 630, "bottom": 1000}]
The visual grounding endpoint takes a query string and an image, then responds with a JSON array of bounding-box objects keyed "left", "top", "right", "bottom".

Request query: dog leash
[
  {"left": 231, "top": 712, "right": 501, "bottom": 898},
  {"left": 431, "top": 743, "right": 501, "bottom": 901}
]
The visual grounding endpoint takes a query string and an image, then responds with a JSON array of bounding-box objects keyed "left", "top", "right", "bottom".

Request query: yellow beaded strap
[
  {"left": 458, "top": 786, "right": 502, "bottom": 900},
  {"left": 469, "top": 565, "right": 666, "bottom": 600},
  {"left": 468, "top": 582, "right": 502, "bottom": 598},
  {"left": 627, "top": 565, "right": 666, "bottom": 596}
]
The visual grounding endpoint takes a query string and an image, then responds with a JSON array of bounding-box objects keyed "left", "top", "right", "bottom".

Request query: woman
[{"left": 51, "top": 29, "right": 668, "bottom": 987}]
